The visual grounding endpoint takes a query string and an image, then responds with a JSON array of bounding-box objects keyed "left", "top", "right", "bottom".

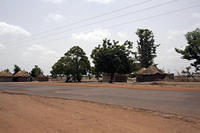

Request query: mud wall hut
[
  {"left": 32, "top": 74, "right": 49, "bottom": 82},
  {"left": 13, "top": 71, "right": 31, "bottom": 82},
  {"left": 0, "top": 71, "right": 13, "bottom": 82},
  {"left": 136, "top": 65, "right": 166, "bottom": 82},
  {"left": 103, "top": 73, "right": 128, "bottom": 82}
]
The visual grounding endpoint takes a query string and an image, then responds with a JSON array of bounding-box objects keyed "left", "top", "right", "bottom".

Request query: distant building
[
  {"left": 136, "top": 65, "right": 167, "bottom": 82},
  {"left": 0, "top": 71, "right": 13, "bottom": 82},
  {"left": 32, "top": 74, "right": 49, "bottom": 82},
  {"left": 103, "top": 73, "right": 128, "bottom": 82},
  {"left": 13, "top": 71, "right": 31, "bottom": 82}
]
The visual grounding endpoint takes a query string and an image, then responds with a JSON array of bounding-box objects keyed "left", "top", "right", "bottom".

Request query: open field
[{"left": 0, "top": 92, "right": 200, "bottom": 133}]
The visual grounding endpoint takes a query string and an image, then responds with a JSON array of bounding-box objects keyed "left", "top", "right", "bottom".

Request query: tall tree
[
  {"left": 91, "top": 39, "right": 136, "bottom": 82},
  {"left": 175, "top": 28, "right": 200, "bottom": 72},
  {"left": 13, "top": 65, "right": 21, "bottom": 75},
  {"left": 51, "top": 46, "right": 90, "bottom": 82},
  {"left": 30, "top": 65, "right": 43, "bottom": 77},
  {"left": 136, "top": 29, "right": 159, "bottom": 68}
]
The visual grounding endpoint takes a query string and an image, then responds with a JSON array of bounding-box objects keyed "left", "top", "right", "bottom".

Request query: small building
[
  {"left": 13, "top": 71, "right": 31, "bottom": 82},
  {"left": 136, "top": 65, "right": 166, "bottom": 82},
  {"left": 103, "top": 73, "right": 128, "bottom": 82},
  {"left": 32, "top": 74, "right": 49, "bottom": 82},
  {"left": 0, "top": 71, "right": 13, "bottom": 82}
]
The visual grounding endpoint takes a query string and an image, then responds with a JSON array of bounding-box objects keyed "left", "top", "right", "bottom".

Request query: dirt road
[{"left": 0, "top": 92, "right": 199, "bottom": 133}]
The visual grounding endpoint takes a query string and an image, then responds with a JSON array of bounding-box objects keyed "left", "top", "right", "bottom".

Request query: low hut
[
  {"left": 0, "top": 71, "right": 13, "bottom": 82},
  {"left": 103, "top": 73, "right": 128, "bottom": 82},
  {"left": 13, "top": 71, "right": 31, "bottom": 82},
  {"left": 136, "top": 65, "right": 165, "bottom": 82},
  {"left": 33, "top": 74, "right": 49, "bottom": 82}
]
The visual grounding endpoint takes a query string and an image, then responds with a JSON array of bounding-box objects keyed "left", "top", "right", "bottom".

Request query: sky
[{"left": 0, "top": 0, "right": 200, "bottom": 75}]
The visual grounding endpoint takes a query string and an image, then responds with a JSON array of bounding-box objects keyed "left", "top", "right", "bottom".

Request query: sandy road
[{"left": 0, "top": 92, "right": 200, "bottom": 133}]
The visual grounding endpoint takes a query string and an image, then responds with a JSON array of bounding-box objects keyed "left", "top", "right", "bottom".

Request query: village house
[
  {"left": 13, "top": 70, "right": 31, "bottom": 82},
  {"left": 136, "top": 65, "right": 167, "bottom": 82},
  {"left": 103, "top": 73, "right": 128, "bottom": 82},
  {"left": 0, "top": 71, "right": 13, "bottom": 82}
]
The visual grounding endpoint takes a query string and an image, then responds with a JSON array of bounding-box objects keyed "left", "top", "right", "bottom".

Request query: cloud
[
  {"left": 192, "top": 12, "right": 200, "bottom": 18},
  {"left": 46, "top": 13, "right": 64, "bottom": 23},
  {"left": 0, "top": 22, "right": 31, "bottom": 37},
  {"left": 23, "top": 44, "right": 58, "bottom": 60},
  {"left": 167, "top": 30, "right": 186, "bottom": 40},
  {"left": 117, "top": 32, "right": 129, "bottom": 39},
  {"left": 167, "top": 24, "right": 200, "bottom": 41},
  {"left": 42, "top": 0, "right": 63, "bottom": 4},
  {"left": 0, "top": 44, "right": 6, "bottom": 50},
  {"left": 87, "top": 0, "right": 114, "bottom": 4},
  {"left": 72, "top": 29, "right": 111, "bottom": 42}
]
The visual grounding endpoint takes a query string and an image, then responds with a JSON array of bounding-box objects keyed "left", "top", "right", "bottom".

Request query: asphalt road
[{"left": 0, "top": 82, "right": 200, "bottom": 120}]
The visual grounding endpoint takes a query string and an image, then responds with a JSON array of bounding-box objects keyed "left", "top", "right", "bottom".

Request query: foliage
[
  {"left": 175, "top": 28, "right": 200, "bottom": 72},
  {"left": 13, "top": 65, "right": 21, "bottom": 75},
  {"left": 30, "top": 65, "right": 43, "bottom": 77},
  {"left": 91, "top": 39, "right": 136, "bottom": 81},
  {"left": 51, "top": 46, "right": 90, "bottom": 82},
  {"left": 136, "top": 29, "right": 160, "bottom": 68},
  {"left": 90, "top": 66, "right": 102, "bottom": 80},
  {"left": 3, "top": 69, "right": 10, "bottom": 73},
  {"left": 181, "top": 66, "right": 194, "bottom": 77}
]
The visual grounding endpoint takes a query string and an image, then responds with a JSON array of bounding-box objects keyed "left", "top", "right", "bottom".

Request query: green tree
[
  {"left": 13, "top": 65, "right": 21, "bottom": 75},
  {"left": 175, "top": 28, "right": 200, "bottom": 72},
  {"left": 90, "top": 66, "right": 102, "bottom": 80},
  {"left": 136, "top": 29, "right": 160, "bottom": 68},
  {"left": 91, "top": 39, "right": 135, "bottom": 82},
  {"left": 30, "top": 65, "right": 43, "bottom": 77},
  {"left": 51, "top": 46, "right": 90, "bottom": 82},
  {"left": 3, "top": 69, "right": 10, "bottom": 73},
  {"left": 50, "top": 57, "right": 66, "bottom": 78}
]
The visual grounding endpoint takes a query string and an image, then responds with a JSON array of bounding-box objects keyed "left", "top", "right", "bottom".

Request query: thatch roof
[
  {"left": 13, "top": 71, "right": 30, "bottom": 77},
  {"left": 136, "top": 65, "right": 164, "bottom": 75},
  {"left": 136, "top": 68, "right": 147, "bottom": 74},
  {"left": 0, "top": 71, "right": 12, "bottom": 77},
  {"left": 37, "top": 74, "right": 45, "bottom": 77}
]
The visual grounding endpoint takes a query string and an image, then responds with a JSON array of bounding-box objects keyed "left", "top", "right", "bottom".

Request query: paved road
[{"left": 0, "top": 82, "right": 200, "bottom": 119}]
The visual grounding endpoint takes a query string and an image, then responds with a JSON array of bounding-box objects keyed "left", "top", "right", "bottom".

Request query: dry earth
[{"left": 0, "top": 92, "right": 199, "bottom": 133}]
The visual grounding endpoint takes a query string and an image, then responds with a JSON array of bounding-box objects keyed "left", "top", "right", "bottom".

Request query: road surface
[{"left": 0, "top": 82, "right": 200, "bottom": 120}]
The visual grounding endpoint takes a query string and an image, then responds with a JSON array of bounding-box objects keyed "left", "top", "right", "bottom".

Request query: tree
[
  {"left": 90, "top": 66, "right": 102, "bottom": 80},
  {"left": 30, "top": 65, "right": 43, "bottom": 77},
  {"left": 136, "top": 29, "right": 160, "bottom": 68},
  {"left": 50, "top": 57, "right": 66, "bottom": 78},
  {"left": 51, "top": 46, "right": 90, "bottom": 82},
  {"left": 175, "top": 28, "right": 200, "bottom": 72},
  {"left": 3, "top": 69, "right": 10, "bottom": 73},
  {"left": 91, "top": 39, "right": 136, "bottom": 82},
  {"left": 13, "top": 65, "right": 21, "bottom": 75}
]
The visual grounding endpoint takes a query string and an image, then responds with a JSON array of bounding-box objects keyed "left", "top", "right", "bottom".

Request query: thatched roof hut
[
  {"left": 0, "top": 71, "right": 12, "bottom": 77},
  {"left": 0, "top": 71, "right": 13, "bottom": 82},
  {"left": 33, "top": 74, "right": 49, "bottom": 82},
  {"left": 13, "top": 71, "right": 31, "bottom": 82},
  {"left": 136, "top": 65, "right": 165, "bottom": 82},
  {"left": 13, "top": 71, "right": 30, "bottom": 77}
]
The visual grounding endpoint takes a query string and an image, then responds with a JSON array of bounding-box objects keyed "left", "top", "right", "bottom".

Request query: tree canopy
[
  {"left": 13, "top": 65, "right": 21, "bottom": 75},
  {"left": 51, "top": 46, "right": 90, "bottom": 82},
  {"left": 91, "top": 39, "right": 136, "bottom": 81},
  {"left": 136, "top": 29, "right": 159, "bottom": 68},
  {"left": 175, "top": 28, "right": 200, "bottom": 72},
  {"left": 30, "top": 65, "right": 43, "bottom": 77}
]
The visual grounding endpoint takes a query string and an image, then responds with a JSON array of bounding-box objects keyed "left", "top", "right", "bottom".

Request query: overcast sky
[{"left": 0, "top": 0, "right": 200, "bottom": 74}]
